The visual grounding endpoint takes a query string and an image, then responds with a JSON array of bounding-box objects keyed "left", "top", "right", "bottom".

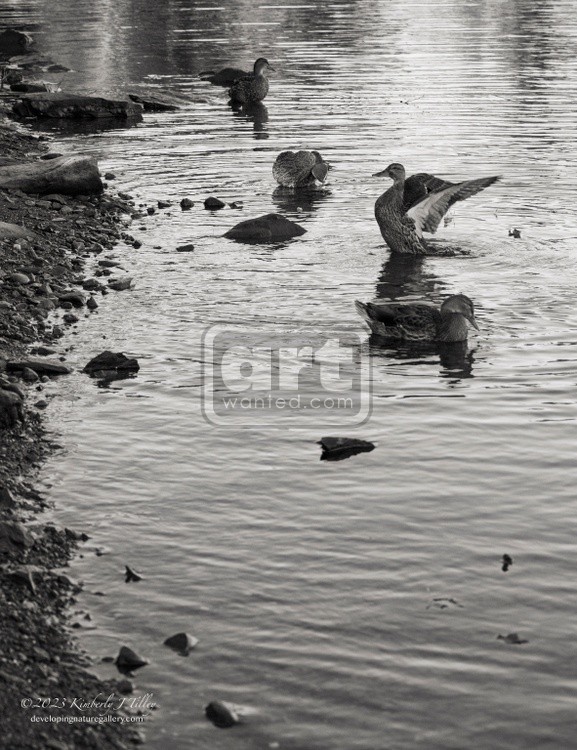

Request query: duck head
[
  {"left": 440, "top": 294, "right": 479, "bottom": 329},
  {"left": 253, "top": 58, "right": 275, "bottom": 75},
  {"left": 372, "top": 163, "right": 406, "bottom": 182}
]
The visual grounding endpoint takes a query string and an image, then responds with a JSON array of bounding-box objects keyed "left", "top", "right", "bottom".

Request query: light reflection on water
[{"left": 3, "top": 0, "right": 577, "bottom": 747}]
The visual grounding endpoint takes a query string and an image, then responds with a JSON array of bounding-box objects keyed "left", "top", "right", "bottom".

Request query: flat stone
[
  {"left": 13, "top": 92, "right": 144, "bottom": 121},
  {"left": 176, "top": 243, "right": 195, "bottom": 253},
  {"left": 84, "top": 351, "right": 139, "bottom": 374},
  {"left": 7, "top": 358, "right": 72, "bottom": 375}
]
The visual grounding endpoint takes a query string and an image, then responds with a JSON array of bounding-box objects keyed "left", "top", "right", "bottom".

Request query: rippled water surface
[{"left": 3, "top": 1, "right": 577, "bottom": 748}]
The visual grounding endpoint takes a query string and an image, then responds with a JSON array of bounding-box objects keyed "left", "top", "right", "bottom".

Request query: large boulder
[
  {"left": 0, "top": 29, "right": 33, "bottom": 56},
  {"left": 0, "top": 155, "right": 103, "bottom": 196},
  {"left": 224, "top": 213, "right": 306, "bottom": 243},
  {"left": 13, "top": 92, "right": 143, "bottom": 120}
]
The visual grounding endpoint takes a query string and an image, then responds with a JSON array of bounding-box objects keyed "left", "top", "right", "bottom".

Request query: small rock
[
  {"left": 497, "top": 632, "right": 528, "bottom": 645},
  {"left": 180, "top": 198, "right": 194, "bottom": 210},
  {"left": 204, "top": 196, "right": 226, "bottom": 210},
  {"left": 58, "top": 291, "right": 85, "bottom": 308},
  {"left": 104, "top": 172, "right": 116, "bottom": 180},
  {"left": 59, "top": 300, "right": 73, "bottom": 310},
  {"left": 132, "top": 240, "right": 142, "bottom": 249},
  {"left": 34, "top": 400, "right": 48, "bottom": 409},
  {"left": 502, "top": 554, "right": 513, "bottom": 572},
  {"left": 163, "top": 632, "right": 199, "bottom": 656},
  {"left": 22, "top": 367, "right": 39, "bottom": 384},
  {"left": 318, "top": 437, "right": 375, "bottom": 462},
  {"left": 0, "top": 521, "right": 33, "bottom": 552},
  {"left": 63, "top": 313, "right": 79, "bottom": 325},
  {"left": 147, "top": 207, "right": 156, "bottom": 215},
  {"left": 115, "top": 646, "right": 149, "bottom": 671},
  {"left": 176, "top": 243, "right": 195, "bottom": 253},
  {"left": 116, "top": 679, "right": 134, "bottom": 694},
  {"left": 108, "top": 277, "right": 133, "bottom": 291},
  {"left": 229, "top": 201, "right": 243, "bottom": 209},
  {"left": 205, "top": 700, "right": 240, "bottom": 729},
  {"left": 508, "top": 228, "right": 521, "bottom": 238},
  {"left": 8, "top": 272, "right": 30, "bottom": 285},
  {"left": 86, "top": 296, "right": 98, "bottom": 310},
  {"left": 157, "top": 200, "right": 171, "bottom": 209},
  {"left": 125, "top": 565, "right": 142, "bottom": 583},
  {"left": 7, "top": 358, "right": 72, "bottom": 375}
]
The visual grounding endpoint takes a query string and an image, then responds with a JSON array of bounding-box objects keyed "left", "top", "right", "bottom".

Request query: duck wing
[
  {"left": 356, "top": 300, "right": 439, "bottom": 339},
  {"left": 406, "top": 175, "right": 500, "bottom": 236},
  {"left": 273, "top": 150, "right": 318, "bottom": 186},
  {"left": 403, "top": 173, "right": 455, "bottom": 211}
]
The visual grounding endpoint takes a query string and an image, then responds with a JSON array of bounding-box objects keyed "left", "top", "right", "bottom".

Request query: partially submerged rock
[
  {"left": 84, "top": 351, "right": 140, "bottom": 376},
  {"left": 204, "top": 196, "right": 226, "bottom": 210},
  {"left": 497, "top": 632, "right": 528, "bottom": 645},
  {"left": 115, "top": 646, "right": 149, "bottom": 671},
  {"left": 0, "top": 155, "right": 103, "bottom": 196},
  {"left": 128, "top": 93, "right": 180, "bottom": 112},
  {"left": 163, "top": 632, "right": 199, "bottom": 656},
  {"left": 205, "top": 700, "right": 241, "bottom": 728},
  {"left": 124, "top": 565, "right": 142, "bottom": 583},
  {"left": 224, "top": 213, "right": 306, "bottom": 243},
  {"left": 318, "top": 437, "right": 375, "bottom": 462},
  {"left": 13, "top": 93, "right": 143, "bottom": 121},
  {"left": 107, "top": 276, "right": 133, "bottom": 291}
]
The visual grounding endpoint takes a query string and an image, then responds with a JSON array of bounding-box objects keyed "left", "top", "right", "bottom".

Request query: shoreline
[{"left": 0, "top": 113, "right": 147, "bottom": 748}]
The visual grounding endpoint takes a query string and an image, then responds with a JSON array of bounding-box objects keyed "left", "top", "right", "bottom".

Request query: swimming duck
[
  {"left": 229, "top": 58, "right": 274, "bottom": 105},
  {"left": 272, "top": 150, "right": 329, "bottom": 188},
  {"left": 355, "top": 294, "right": 479, "bottom": 342},
  {"left": 374, "top": 163, "right": 500, "bottom": 255}
]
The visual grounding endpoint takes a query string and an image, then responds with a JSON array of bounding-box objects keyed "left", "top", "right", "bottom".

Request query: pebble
[
  {"left": 176, "top": 243, "right": 195, "bottom": 253},
  {"left": 86, "top": 296, "right": 98, "bottom": 310},
  {"left": 8, "top": 272, "right": 30, "bottom": 285},
  {"left": 63, "top": 313, "right": 79, "bottom": 324},
  {"left": 180, "top": 198, "right": 194, "bottom": 210},
  {"left": 104, "top": 172, "right": 116, "bottom": 180},
  {"left": 205, "top": 700, "right": 240, "bottom": 728}
]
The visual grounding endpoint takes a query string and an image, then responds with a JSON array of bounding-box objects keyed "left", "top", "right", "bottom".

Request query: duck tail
[{"left": 355, "top": 300, "right": 371, "bottom": 325}]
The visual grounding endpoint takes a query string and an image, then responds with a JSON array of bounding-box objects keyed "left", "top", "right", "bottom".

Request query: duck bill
[
  {"left": 372, "top": 169, "right": 389, "bottom": 177},
  {"left": 468, "top": 314, "right": 480, "bottom": 330},
  {"left": 267, "top": 65, "right": 276, "bottom": 72}
]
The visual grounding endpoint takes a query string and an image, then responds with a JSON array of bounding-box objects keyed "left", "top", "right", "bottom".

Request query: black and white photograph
[{"left": 0, "top": 1, "right": 576, "bottom": 748}]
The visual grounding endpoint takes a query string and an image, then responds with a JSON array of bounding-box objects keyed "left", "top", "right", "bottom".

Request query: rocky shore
[{"left": 0, "top": 114, "right": 146, "bottom": 748}]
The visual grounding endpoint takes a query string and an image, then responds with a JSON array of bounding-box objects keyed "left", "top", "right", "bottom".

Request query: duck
[
  {"left": 373, "top": 163, "right": 500, "bottom": 255},
  {"left": 229, "top": 58, "right": 274, "bottom": 105},
  {"left": 272, "top": 150, "right": 329, "bottom": 188},
  {"left": 355, "top": 294, "right": 479, "bottom": 342}
]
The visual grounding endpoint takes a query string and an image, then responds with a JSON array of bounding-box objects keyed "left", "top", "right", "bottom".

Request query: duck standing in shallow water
[
  {"left": 229, "top": 58, "right": 274, "bottom": 105},
  {"left": 355, "top": 294, "right": 479, "bottom": 342},
  {"left": 272, "top": 150, "right": 329, "bottom": 187},
  {"left": 374, "top": 163, "right": 500, "bottom": 255}
]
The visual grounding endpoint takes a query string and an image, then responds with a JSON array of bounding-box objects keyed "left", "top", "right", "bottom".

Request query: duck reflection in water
[
  {"left": 230, "top": 101, "right": 269, "bottom": 139},
  {"left": 360, "top": 254, "right": 476, "bottom": 380},
  {"left": 271, "top": 185, "right": 330, "bottom": 219}
]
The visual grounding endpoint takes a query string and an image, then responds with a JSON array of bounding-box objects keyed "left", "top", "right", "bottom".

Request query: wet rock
[
  {"left": 132, "top": 240, "right": 142, "bottom": 249},
  {"left": 502, "top": 554, "right": 513, "bottom": 572},
  {"left": 204, "top": 196, "right": 226, "bottom": 210},
  {"left": 180, "top": 198, "right": 194, "bottom": 210},
  {"left": 116, "top": 679, "right": 134, "bottom": 694},
  {"left": 205, "top": 700, "right": 241, "bottom": 728},
  {"left": 426, "top": 597, "right": 464, "bottom": 610},
  {"left": 125, "top": 565, "right": 142, "bottom": 583},
  {"left": 115, "top": 646, "right": 149, "bottom": 671},
  {"left": 7, "top": 358, "right": 72, "bottom": 375},
  {"left": 224, "top": 213, "right": 306, "bottom": 243},
  {"left": 107, "top": 276, "right": 133, "bottom": 291},
  {"left": 0, "top": 155, "right": 103, "bottom": 196},
  {"left": 58, "top": 291, "right": 85, "bottom": 308},
  {"left": 229, "top": 201, "right": 243, "bottom": 209},
  {"left": 176, "top": 243, "right": 195, "bottom": 253},
  {"left": 7, "top": 272, "right": 30, "bottom": 285},
  {"left": 82, "top": 278, "right": 104, "bottom": 291},
  {"left": 128, "top": 93, "right": 180, "bottom": 112},
  {"left": 0, "top": 28, "right": 33, "bottom": 55},
  {"left": 0, "top": 521, "right": 33, "bottom": 552},
  {"left": 47, "top": 63, "right": 70, "bottom": 73},
  {"left": 104, "top": 172, "right": 116, "bottom": 180},
  {"left": 497, "top": 632, "right": 528, "bottom": 645},
  {"left": 163, "top": 632, "right": 199, "bottom": 656},
  {"left": 508, "top": 228, "right": 521, "bottom": 238},
  {"left": 13, "top": 93, "right": 143, "bottom": 121},
  {"left": 22, "top": 367, "right": 39, "bottom": 383},
  {"left": 63, "top": 313, "right": 79, "bottom": 325},
  {"left": 84, "top": 351, "right": 140, "bottom": 375},
  {"left": 86, "top": 296, "right": 98, "bottom": 310},
  {"left": 10, "top": 82, "right": 49, "bottom": 93},
  {"left": 158, "top": 200, "right": 171, "bottom": 209},
  {"left": 318, "top": 437, "right": 375, "bottom": 462}
]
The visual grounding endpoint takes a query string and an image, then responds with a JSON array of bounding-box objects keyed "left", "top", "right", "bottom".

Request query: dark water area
[{"left": 2, "top": 1, "right": 577, "bottom": 748}]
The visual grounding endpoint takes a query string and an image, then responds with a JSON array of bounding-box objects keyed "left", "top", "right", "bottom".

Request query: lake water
[{"left": 3, "top": 1, "right": 577, "bottom": 748}]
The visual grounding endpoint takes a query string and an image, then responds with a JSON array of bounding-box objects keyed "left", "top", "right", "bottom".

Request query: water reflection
[
  {"left": 374, "top": 254, "right": 443, "bottom": 301},
  {"left": 271, "top": 186, "right": 331, "bottom": 218},
  {"left": 230, "top": 101, "right": 268, "bottom": 138}
]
